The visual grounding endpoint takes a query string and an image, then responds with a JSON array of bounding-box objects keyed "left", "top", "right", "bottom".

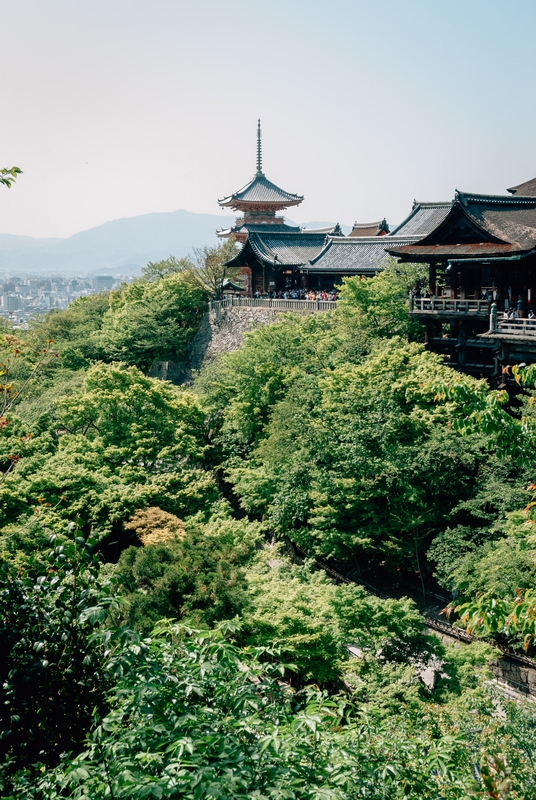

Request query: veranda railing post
[{"left": 490, "top": 302, "right": 497, "bottom": 333}]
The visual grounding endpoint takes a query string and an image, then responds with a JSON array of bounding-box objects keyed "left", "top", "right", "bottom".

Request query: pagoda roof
[
  {"left": 226, "top": 230, "right": 328, "bottom": 269},
  {"left": 217, "top": 222, "right": 301, "bottom": 238},
  {"left": 507, "top": 177, "right": 536, "bottom": 196},
  {"left": 348, "top": 219, "right": 390, "bottom": 237},
  {"left": 218, "top": 173, "right": 304, "bottom": 211},
  {"left": 391, "top": 201, "right": 452, "bottom": 237},
  {"left": 387, "top": 191, "right": 536, "bottom": 260},
  {"left": 308, "top": 235, "right": 419, "bottom": 274}
]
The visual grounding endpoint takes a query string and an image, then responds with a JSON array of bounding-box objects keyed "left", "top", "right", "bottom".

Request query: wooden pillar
[
  {"left": 424, "top": 322, "right": 434, "bottom": 349},
  {"left": 474, "top": 268, "right": 481, "bottom": 300},
  {"left": 449, "top": 269, "right": 457, "bottom": 299},
  {"left": 429, "top": 262, "right": 437, "bottom": 295},
  {"left": 459, "top": 270, "right": 466, "bottom": 300}
]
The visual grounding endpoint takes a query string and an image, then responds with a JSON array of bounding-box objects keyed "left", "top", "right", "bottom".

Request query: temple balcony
[
  {"left": 409, "top": 297, "right": 489, "bottom": 316},
  {"left": 479, "top": 315, "right": 536, "bottom": 343}
]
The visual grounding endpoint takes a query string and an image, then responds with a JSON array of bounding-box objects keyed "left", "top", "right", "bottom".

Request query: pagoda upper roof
[
  {"left": 218, "top": 172, "right": 304, "bottom": 211},
  {"left": 388, "top": 191, "right": 536, "bottom": 260}
]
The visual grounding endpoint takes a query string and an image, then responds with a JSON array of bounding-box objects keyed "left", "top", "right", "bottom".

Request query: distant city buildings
[{"left": 0, "top": 273, "right": 132, "bottom": 328}]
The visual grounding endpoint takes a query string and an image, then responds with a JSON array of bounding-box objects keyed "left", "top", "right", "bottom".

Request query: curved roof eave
[{"left": 218, "top": 173, "right": 304, "bottom": 208}]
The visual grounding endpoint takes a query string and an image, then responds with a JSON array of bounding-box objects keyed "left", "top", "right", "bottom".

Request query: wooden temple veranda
[{"left": 387, "top": 180, "right": 536, "bottom": 381}]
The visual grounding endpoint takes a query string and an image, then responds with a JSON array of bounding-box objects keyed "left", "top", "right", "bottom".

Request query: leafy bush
[
  {"left": 241, "top": 554, "right": 434, "bottom": 687},
  {"left": 116, "top": 510, "right": 261, "bottom": 634},
  {"left": 0, "top": 529, "right": 116, "bottom": 775},
  {"left": 12, "top": 623, "right": 536, "bottom": 800}
]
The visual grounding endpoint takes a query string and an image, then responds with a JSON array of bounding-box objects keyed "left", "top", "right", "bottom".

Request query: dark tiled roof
[
  {"left": 507, "top": 177, "right": 536, "bottom": 196},
  {"left": 348, "top": 219, "right": 389, "bottom": 237},
  {"left": 389, "top": 242, "right": 520, "bottom": 259},
  {"left": 388, "top": 192, "right": 536, "bottom": 259},
  {"left": 454, "top": 192, "right": 536, "bottom": 250},
  {"left": 227, "top": 231, "right": 328, "bottom": 268},
  {"left": 308, "top": 236, "right": 419, "bottom": 273},
  {"left": 391, "top": 202, "right": 452, "bottom": 236},
  {"left": 249, "top": 232, "right": 327, "bottom": 266},
  {"left": 218, "top": 173, "right": 304, "bottom": 209}
]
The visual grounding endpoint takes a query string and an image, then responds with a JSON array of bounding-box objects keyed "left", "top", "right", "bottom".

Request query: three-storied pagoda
[{"left": 217, "top": 120, "right": 304, "bottom": 244}]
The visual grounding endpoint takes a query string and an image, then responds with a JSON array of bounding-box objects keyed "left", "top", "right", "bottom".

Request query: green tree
[
  {"left": 14, "top": 622, "right": 536, "bottom": 800},
  {"left": 97, "top": 273, "right": 207, "bottom": 371},
  {"left": 25, "top": 293, "right": 110, "bottom": 367},
  {"left": 0, "top": 528, "right": 116, "bottom": 775},
  {"left": 230, "top": 340, "right": 488, "bottom": 568},
  {"left": 143, "top": 239, "right": 240, "bottom": 299},
  {"left": 337, "top": 257, "right": 427, "bottom": 341},
  {"left": 0, "top": 363, "right": 218, "bottom": 561},
  {"left": 116, "top": 509, "right": 261, "bottom": 634},
  {"left": 241, "top": 554, "right": 433, "bottom": 687},
  {"left": 142, "top": 254, "right": 196, "bottom": 281}
]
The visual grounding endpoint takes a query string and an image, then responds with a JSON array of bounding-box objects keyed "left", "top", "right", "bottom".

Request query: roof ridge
[
  {"left": 326, "top": 235, "right": 418, "bottom": 243},
  {"left": 411, "top": 201, "right": 452, "bottom": 208},
  {"left": 455, "top": 190, "right": 536, "bottom": 206},
  {"left": 351, "top": 220, "right": 384, "bottom": 227}
]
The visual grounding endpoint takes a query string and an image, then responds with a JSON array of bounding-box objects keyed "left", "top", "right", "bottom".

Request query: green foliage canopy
[{"left": 97, "top": 274, "right": 207, "bottom": 371}]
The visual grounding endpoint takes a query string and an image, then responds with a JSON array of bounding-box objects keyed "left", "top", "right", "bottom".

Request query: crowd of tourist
[
  {"left": 504, "top": 308, "right": 536, "bottom": 322},
  {"left": 253, "top": 289, "right": 338, "bottom": 301}
]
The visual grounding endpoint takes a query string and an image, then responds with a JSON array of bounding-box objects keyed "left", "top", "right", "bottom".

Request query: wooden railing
[
  {"left": 410, "top": 297, "right": 489, "bottom": 314},
  {"left": 496, "top": 319, "right": 536, "bottom": 338},
  {"left": 209, "top": 297, "right": 338, "bottom": 312}
]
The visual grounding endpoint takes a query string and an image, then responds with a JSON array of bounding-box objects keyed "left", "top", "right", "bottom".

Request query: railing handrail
[
  {"left": 496, "top": 318, "right": 536, "bottom": 337},
  {"left": 209, "top": 297, "right": 338, "bottom": 312},
  {"left": 410, "top": 297, "right": 489, "bottom": 314}
]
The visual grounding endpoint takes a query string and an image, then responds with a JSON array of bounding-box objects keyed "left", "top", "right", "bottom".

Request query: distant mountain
[
  {"left": 0, "top": 210, "right": 236, "bottom": 276},
  {"left": 0, "top": 211, "right": 353, "bottom": 277}
]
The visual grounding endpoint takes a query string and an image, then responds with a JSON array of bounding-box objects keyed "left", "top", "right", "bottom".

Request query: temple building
[
  {"left": 387, "top": 182, "right": 536, "bottom": 380},
  {"left": 217, "top": 123, "right": 451, "bottom": 294}
]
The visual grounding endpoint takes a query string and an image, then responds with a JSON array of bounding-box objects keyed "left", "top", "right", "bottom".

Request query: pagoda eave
[{"left": 218, "top": 200, "right": 303, "bottom": 213}]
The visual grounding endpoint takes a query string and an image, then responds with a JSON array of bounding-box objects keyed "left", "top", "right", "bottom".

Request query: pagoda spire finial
[{"left": 256, "top": 119, "right": 263, "bottom": 176}]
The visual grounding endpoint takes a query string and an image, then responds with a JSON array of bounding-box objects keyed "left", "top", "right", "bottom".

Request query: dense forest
[{"left": 2, "top": 252, "right": 536, "bottom": 798}]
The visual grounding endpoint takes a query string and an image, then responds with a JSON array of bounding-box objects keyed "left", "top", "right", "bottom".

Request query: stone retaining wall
[
  {"left": 490, "top": 655, "right": 536, "bottom": 697},
  {"left": 150, "top": 304, "right": 325, "bottom": 384}
]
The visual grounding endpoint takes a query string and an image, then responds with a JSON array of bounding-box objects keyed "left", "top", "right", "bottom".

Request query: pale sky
[{"left": 1, "top": 0, "right": 535, "bottom": 239}]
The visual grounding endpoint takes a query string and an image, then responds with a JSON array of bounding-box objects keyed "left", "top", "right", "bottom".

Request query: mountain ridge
[{"left": 0, "top": 210, "right": 351, "bottom": 276}]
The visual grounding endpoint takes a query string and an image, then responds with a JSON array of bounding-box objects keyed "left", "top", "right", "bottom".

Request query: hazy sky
[{"left": 1, "top": 0, "right": 535, "bottom": 238}]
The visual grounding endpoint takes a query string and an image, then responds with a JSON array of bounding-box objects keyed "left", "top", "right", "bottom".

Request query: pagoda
[{"left": 217, "top": 120, "right": 304, "bottom": 242}]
